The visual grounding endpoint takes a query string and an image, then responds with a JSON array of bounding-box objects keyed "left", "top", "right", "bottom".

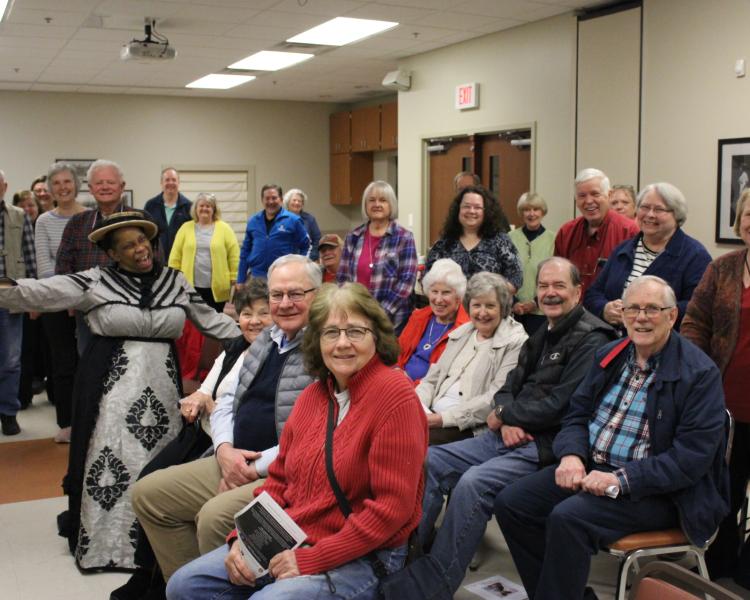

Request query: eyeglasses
[
  {"left": 268, "top": 288, "right": 316, "bottom": 303},
  {"left": 622, "top": 305, "right": 675, "bottom": 318},
  {"left": 637, "top": 204, "right": 673, "bottom": 215},
  {"left": 460, "top": 203, "right": 484, "bottom": 212},
  {"left": 320, "top": 326, "right": 373, "bottom": 343}
]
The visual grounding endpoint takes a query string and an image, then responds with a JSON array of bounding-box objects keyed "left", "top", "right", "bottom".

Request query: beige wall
[
  {"left": 0, "top": 91, "right": 353, "bottom": 233},
  {"left": 577, "top": 7, "right": 641, "bottom": 187},
  {"left": 641, "top": 0, "right": 750, "bottom": 256},
  {"left": 397, "top": 14, "right": 578, "bottom": 253}
]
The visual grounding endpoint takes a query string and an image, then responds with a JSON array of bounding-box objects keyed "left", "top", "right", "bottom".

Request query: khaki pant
[{"left": 131, "top": 455, "right": 264, "bottom": 580}]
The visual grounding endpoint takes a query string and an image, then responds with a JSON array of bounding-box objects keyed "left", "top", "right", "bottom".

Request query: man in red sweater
[{"left": 554, "top": 168, "right": 639, "bottom": 295}]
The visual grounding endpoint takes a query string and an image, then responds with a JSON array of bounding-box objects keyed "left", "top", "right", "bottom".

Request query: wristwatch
[{"left": 604, "top": 484, "right": 620, "bottom": 499}]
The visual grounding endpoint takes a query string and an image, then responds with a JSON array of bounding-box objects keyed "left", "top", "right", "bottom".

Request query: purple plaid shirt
[
  {"left": 337, "top": 220, "right": 417, "bottom": 328},
  {"left": 55, "top": 208, "right": 117, "bottom": 274},
  {"left": 0, "top": 199, "right": 36, "bottom": 279}
]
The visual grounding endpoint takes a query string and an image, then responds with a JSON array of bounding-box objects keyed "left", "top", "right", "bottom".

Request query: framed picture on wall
[
  {"left": 55, "top": 158, "right": 97, "bottom": 188},
  {"left": 716, "top": 137, "right": 750, "bottom": 244}
]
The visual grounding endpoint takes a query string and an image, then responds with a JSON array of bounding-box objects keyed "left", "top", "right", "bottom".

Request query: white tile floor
[{"left": 2, "top": 395, "right": 747, "bottom": 600}]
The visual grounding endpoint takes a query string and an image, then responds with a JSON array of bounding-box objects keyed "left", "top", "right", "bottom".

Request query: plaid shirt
[
  {"left": 55, "top": 208, "right": 116, "bottom": 274},
  {"left": 337, "top": 220, "right": 417, "bottom": 328},
  {"left": 588, "top": 346, "right": 656, "bottom": 493},
  {"left": 0, "top": 199, "right": 36, "bottom": 279}
]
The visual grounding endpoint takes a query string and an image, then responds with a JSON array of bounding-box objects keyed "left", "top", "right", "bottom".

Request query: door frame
[{"left": 420, "top": 122, "right": 536, "bottom": 253}]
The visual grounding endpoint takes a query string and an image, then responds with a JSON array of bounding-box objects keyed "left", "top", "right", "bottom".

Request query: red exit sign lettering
[{"left": 455, "top": 82, "right": 479, "bottom": 110}]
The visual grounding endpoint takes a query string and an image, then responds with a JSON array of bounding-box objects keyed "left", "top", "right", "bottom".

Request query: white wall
[
  {"left": 397, "top": 14, "right": 578, "bottom": 253},
  {"left": 0, "top": 91, "right": 353, "bottom": 232},
  {"left": 641, "top": 0, "right": 750, "bottom": 256}
]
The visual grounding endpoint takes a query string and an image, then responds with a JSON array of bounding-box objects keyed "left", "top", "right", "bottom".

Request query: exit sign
[{"left": 456, "top": 82, "right": 479, "bottom": 110}]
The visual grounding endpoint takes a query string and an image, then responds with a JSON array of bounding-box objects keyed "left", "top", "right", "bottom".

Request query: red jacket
[
  {"left": 396, "top": 304, "right": 470, "bottom": 381},
  {"left": 229, "top": 356, "right": 428, "bottom": 575}
]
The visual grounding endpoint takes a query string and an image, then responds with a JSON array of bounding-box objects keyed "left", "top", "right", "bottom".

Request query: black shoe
[
  {"left": 110, "top": 568, "right": 152, "bottom": 600},
  {"left": 31, "top": 377, "right": 46, "bottom": 395},
  {"left": 1, "top": 414, "right": 20, "bottom": 435}
]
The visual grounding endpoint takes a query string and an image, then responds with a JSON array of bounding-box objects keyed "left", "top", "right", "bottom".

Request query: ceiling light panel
[
  {"left": 287, "top": 17, "right": 398, "bottom": 46},
  {"left": 228, "top": 50, "right": 313, "bottom": 71},
  {"left": 186, "top": 74, "right": 255, "bottom": 89}
]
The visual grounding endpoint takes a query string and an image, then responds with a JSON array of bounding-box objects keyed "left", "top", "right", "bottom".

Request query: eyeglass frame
[
  {"left": 622, "top": 305, "right": 675, "bottom": 319},
  {"left": 268, "top": 287, "right": 316, "bottom": 304},
  {"left": 637, "top": 203, "right": 673, "bottom": 216},
  {"left": 320, "top": 326, "right": 375, "bottom": 343}
]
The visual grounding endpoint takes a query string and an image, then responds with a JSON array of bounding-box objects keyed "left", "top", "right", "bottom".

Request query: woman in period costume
[{"left": 0, "top": 210, "right": 239, "bottom": 572}]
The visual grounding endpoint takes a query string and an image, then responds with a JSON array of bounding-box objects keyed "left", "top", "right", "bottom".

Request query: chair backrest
[
  {"left": 724, "top": 408, "right": 735, "bottom": 465},
  {"left": 630, "top": 561, "right": 742, "bottom": 600}
]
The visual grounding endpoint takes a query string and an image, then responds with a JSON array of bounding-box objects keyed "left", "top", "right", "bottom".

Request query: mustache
[{"left": 541, "top": 296, "right": 564, "bottom": 306}]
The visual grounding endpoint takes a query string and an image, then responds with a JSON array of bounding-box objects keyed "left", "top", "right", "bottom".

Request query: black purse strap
[{"left": 324, "top": 395, "right": 388, "bottom": 579}]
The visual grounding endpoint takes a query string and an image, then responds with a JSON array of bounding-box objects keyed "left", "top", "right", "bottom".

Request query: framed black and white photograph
[
  {"left": 716, "top": 137, "right": 750, "bottom": 244},
  {"left": 55, "top": 158, "right": 97, "bottom": 188}
]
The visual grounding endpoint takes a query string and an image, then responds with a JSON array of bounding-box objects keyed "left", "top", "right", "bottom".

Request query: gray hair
[
  {"left": 622, "top": 275, "right": 677, "bottom": 307},
  {"left": 517, "top": 191, "right": 548, "bottom": 216},
  {"left": 464, "top": 271, "right": 513, "bottom": 317},
  {"left": 47, "top": 162, "right": 80, "bottom": 198},
  {"left": 535, "top": 256, "right": 581, "bottom": 287},
  {"left": 361, "top": 180, "right": 398, "bottom": 221},
  {"left": 191, "top": 192, "right": 220, "bottom": 221},
  {"left": 574, "top": 168, "right": 610, "bottom": 196},
  {"left": 636, "top": 182, "right": 688, "bottom": 227},
  {"left": 453, "top": 171, "right": 480, "bottom": 191},
  {"left": 734, "top": 189, "right": 750, "bottom": 237},
  {"left": 422, "top": 258, "right": 467, "bottom": 300},
  {"left": 283, "top": 188, "right": 307, "bottom": 208},
  {"left": 87, "top": 159, "right": 124, "bottom": 183},
  {"left": 267, "top": 254, "right": 322, "bottom": 289}
]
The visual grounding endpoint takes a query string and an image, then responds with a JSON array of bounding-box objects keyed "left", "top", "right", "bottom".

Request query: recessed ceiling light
[
  {"left": 287, "top": 17, "right": 398, "bottom": 46},
  {"left": 228, "top": 50, "right": 314, "bottom": 71},
  {"left": 1, "top": 0, "right": 13, "bottom": 21},
  {"left": 186, "top": 74, "right": 255, "bottom": 89}
]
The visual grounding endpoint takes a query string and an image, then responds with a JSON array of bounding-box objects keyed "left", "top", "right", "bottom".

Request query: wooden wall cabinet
[
  {"left": 330, "top": 153, "right": 373, "bottom": 205},
  {"left": 330, "top": 111, "right": 350, "bottom": 154},
  {"left": 380, "top": 102, "right": 397, "bottom": 151},
  {"left": 351, "top": 105, "right": 381, "bottom": 152}
]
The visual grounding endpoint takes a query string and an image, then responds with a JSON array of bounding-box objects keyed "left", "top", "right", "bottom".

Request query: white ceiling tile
[
  {"left": 375, "top": 0, "right": 455, "bottom": 9},
  {"left": 453, "top": 0, "right": 562, "bottom": 19},
  {"left": 18, "top": 0, "right": 100, "bottom": 11},
  {"left": 469, "top": 18, "right": 526, "bottom": 34},
  {"left": 344, "top": 3, "right": 437, "bottom": 23},
  {"left": 248, "top": 10, "right": 325, "bottom": 29},
  {"left": 272, "top": 0, "right": 367, "bottom": 17},
  {"left": 223, "top": 22, "right": 297, "bottom": 41},
  {"left": 414, "top": 11, "right": 505, "bottom": 30},
  {"left": 0, "top": 35, "right": 67, "bottom": 50},
  {"left": 0, "top": 23, "right": 78, "bottom": 38},
  {"left": 6, "top": 9, "right": 90, "bottom": 28}
]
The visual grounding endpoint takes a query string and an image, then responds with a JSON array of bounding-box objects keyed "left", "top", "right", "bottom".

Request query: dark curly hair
[
  {"left": 439, "top": 185, "right": 510, "bottom": 240},
  {"left": 233, "top": 278, "right": 268, "bottom": 313},
  {"left": 302, "top": 283, "right": 400, "bottom": 383}
]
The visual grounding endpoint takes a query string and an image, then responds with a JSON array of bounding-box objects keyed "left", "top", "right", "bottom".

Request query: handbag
[{"left": 323, "top": 395, "right": 453, "bottom": 600}]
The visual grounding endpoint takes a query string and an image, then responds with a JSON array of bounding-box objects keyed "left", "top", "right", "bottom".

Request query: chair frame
[
  {"left": 606, "top": 409, "right": 735, "bottom": 600},
  {"left": 629, "top": 560, "right": 743, "bottom": 600}
]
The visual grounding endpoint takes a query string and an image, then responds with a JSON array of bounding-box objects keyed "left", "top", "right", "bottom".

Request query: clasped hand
[
  {"left": 215, "top": 444, "right": 262, "bottom": 491},
  {"left": 225, "top": 542, "right": 299, "bottom": 587},
  {"left": 555, "top": 455, "right": 620, "bottom": 496}
]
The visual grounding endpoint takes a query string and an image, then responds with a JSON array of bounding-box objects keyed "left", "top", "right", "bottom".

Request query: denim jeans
[
  {"left": 495, "top": 464, "right": 677, "bottom": 600},
  {"left": 166, "top": 544, "right": 408, "bottom": 600},
  {"left": 418, "top": 430, "right": 539, "bottom": 593},
  {"left": 0, "top": 308, "right": 22, "bottom": 416}
]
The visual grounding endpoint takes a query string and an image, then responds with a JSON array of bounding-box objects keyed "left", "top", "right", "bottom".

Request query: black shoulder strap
[{"left": 324, "top": 395, "right": 388, "bottom": 579}]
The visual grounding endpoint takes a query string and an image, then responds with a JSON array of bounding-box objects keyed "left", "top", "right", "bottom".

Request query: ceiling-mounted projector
[{"left": 121, "top": 18, "right": 176, "bottom": 62}]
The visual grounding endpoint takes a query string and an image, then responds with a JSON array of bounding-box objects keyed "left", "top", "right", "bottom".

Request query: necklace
[
  {"left": 366, "top": 230, "right": 381, "bottom": 269},
  {"left": 422, "top": 317, "right": 451, "bottom": 351}
]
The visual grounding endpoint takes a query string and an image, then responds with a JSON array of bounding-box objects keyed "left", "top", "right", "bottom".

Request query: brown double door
[{"left": 427, "top": 133, "right": 531, "bottom": 246}]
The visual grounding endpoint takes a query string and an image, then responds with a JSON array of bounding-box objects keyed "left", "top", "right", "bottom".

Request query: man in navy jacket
[
  {"left": 144, "top": 167, "right": 192, "bottom": 260},
  {"left": 495, "top": 275, "right": 729, "bottom": 600}
]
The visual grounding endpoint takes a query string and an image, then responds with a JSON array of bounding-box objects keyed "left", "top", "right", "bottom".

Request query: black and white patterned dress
[{"left": 0, "top": 266, "right": 239, "bottom": 570}]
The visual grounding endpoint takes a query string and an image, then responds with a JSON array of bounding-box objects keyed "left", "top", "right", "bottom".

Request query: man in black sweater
[{"left": 417, "top": 257, "right": 616, "bottom": 594}]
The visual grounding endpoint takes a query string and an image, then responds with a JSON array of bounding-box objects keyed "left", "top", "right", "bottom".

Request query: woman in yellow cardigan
[{"left": 169, "top": 193, "right": 240, "bottom": 312}]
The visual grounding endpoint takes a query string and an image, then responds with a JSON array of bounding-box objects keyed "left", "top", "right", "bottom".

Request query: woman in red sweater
[{"left": 166, "top": 282, "right": 428, "bottom": 600}]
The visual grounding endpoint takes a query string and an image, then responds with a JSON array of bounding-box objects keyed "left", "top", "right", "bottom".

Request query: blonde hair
[{"left": 190, "top": 193, "right": 220, "bottom": 221}]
